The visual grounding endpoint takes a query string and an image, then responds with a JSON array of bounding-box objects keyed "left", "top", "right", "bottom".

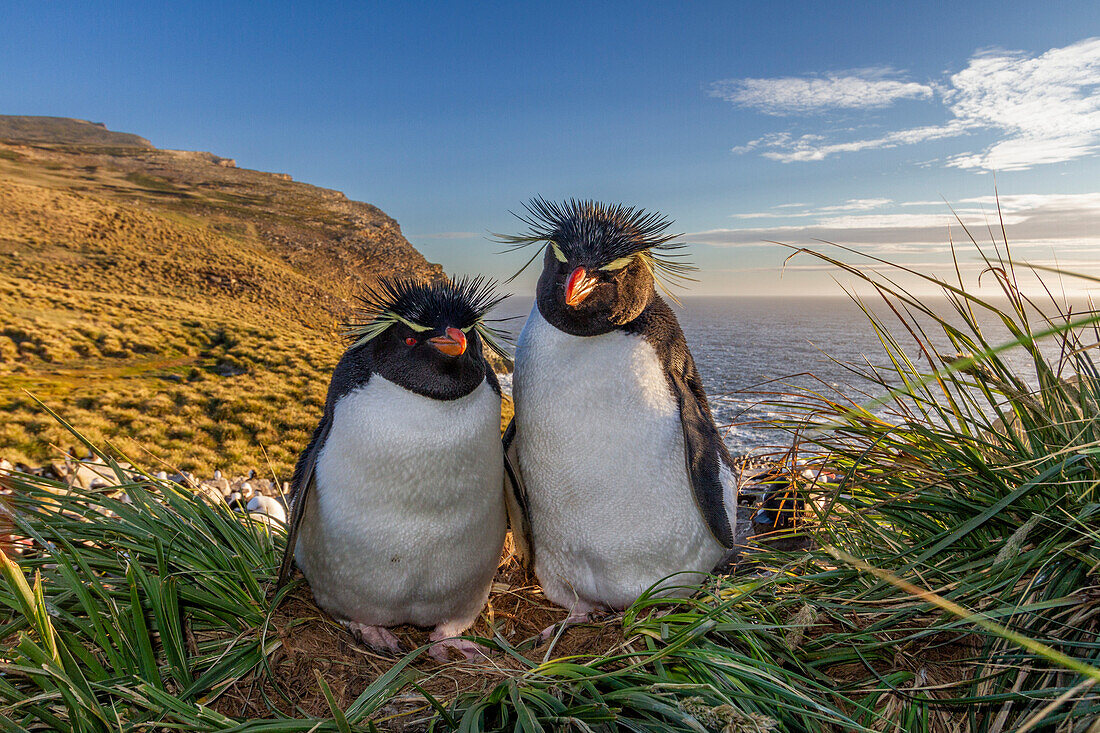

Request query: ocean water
[{"left": 494, "top": 295, "right": 1085, "bottom": 456}]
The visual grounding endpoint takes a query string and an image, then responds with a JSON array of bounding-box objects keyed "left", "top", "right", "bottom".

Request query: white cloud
[
  {"left": 731, "top": 198, "right": 894, "bottom": 219},
  {"left": 729, "top": 256, "right": 1100, "bottom": 274},
  {"left": 959, "top": 192, "right": 1100, "bottom": 211},
  {"left": 689, "top": 193, "right": 1100, "bottom": 253},
  {"left": 944, "top": 39, "right": 1100, "bottom": 170},
  {"left": 819, "top": 198, "right": 893, "bottom": 212},
  {"left": 709, "top": 68, "right": 933, "bottom": 115},
  {"left": 730, "top": 212, "right": 789, "bottom": 220},
  {"left": 755, "top": 122, "right": 972, "bottom": 162},
  {"left": 409, "top": 231, "right": 480, "bottom": 239},
  {"left": 720, "top": 37, "right": 1100, "bottom": 171},
  {"left": 731, "top": 132, "right": 798, "bottom": 154}
]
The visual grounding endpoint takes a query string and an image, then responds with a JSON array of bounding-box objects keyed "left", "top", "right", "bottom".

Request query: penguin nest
[{"left": 213, "top": 534, "right": 628, "bottom": 725}]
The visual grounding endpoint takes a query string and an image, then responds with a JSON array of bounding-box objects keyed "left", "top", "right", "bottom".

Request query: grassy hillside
[
  {"left": 0, "top": 117, "right": 444, "bottom": 477},
  {"left": 0, "top": 236, "right": 1096, "bottom": 731},
  {"left": 0, "top": 116, "right": 153, "bottom": 147}
]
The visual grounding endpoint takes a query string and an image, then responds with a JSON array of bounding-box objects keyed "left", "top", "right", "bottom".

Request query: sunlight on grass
[{"left": 1, "top": 210, "right": 1099, "bottom": 730}]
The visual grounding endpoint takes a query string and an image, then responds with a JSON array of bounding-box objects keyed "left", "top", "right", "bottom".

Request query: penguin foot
[
  {"left": 539, "top": 610, "right": 596, "bottom": 643},
  {"left": 341, "top": 621, "right": 404, "bottom": 656},
  {"left": 428, "top": 631, "right": 488, "bottom": 662}
]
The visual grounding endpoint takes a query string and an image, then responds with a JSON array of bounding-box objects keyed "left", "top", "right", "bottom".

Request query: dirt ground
[
  {"left": 211, "top": 502, "right": 816, "bottom": 726},
  {"left": 213, "top": 536, "right": 638, "bottom": 727}
]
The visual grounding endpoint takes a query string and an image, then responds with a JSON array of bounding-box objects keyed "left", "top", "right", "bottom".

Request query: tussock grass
[
  {"left": 2, "top": 215, "right": 1099, "bottom": 730},
  {"left": 766, "top": 218, "right": 1100, "bottom": 729}
]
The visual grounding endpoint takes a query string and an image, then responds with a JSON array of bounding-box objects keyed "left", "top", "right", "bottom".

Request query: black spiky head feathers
[
  {"left": 496, "top": 198, "right": 697, "bottom": 300},
  {"left": 343, "top": 276, "right": 511, "bottom": 358}
]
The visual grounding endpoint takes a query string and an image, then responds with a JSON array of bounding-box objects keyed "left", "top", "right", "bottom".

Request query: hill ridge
[
  {"left": 0, "top": 115, "right": 445, "bottom": 475},
  {"left": 0, "top": 115, "right": 154, "bottom": 148}
]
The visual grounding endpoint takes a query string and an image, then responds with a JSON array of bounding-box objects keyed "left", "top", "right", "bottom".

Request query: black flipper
[
  {"left": 484, "top": 367, "right": 503, "bottom": 397},
  {"left": 626, "top": 297, "right": 736, "bottom": 548},
  {"left": 671, "top": 365, "right": 736, "bottom": 547},
  {"left": 276, "top": 415, "right": 330, "bottom": 587},
  {"left": 277, "top": 347, "right": 374, "bottom": 588},
  {"left": 502, "top": 417, "right": 533, "bottom": 567}
]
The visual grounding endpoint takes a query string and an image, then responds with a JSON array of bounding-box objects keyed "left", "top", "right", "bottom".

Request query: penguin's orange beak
[
  {"left": 429, "top": 327, "right": 467, "bottom": 357},
  {"left": 565, "top": 267, "right": 597, "bottom": 307}
]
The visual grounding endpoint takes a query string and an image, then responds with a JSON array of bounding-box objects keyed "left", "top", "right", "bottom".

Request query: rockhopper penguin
[
  {"left": 278, "top": 276, "right": 511, "bottom": 661},
  {"left": 500, "top": 199, "right": 738, "bottom": 627}
]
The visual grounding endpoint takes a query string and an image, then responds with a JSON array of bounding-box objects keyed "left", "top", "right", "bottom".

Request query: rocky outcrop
[
  {"left": 0, "top": 114, "right": 445, "bottom": 317},
  {"left": 0, "top": 456, "right": 290, "bottom": 531},
  {"left": 0, "top": 116, "right": 153, "bottom": 148},
  {"left": 0, "top": 115, "right": 447, "bottom": 474},
  {"left": 162, "top": 149, "right": 237, "bottom": 167}
]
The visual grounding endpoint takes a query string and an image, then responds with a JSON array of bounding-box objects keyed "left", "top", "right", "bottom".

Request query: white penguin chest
[
  {"left": 316, "top": 376, "right": 502, "bottom": 532},
  {"left": 512, "top": 306, "right": 723, "bottom": 608},
  {"left": 514, "top": 307, "right": 682, "bottom": 450},
  {"left": 298, "top": 375, "right": 506, "bottom": 627}
]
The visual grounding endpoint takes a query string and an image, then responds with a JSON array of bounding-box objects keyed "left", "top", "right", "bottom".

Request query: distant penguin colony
[
  {"left": 279, "top": 276, "right": 512, "bottom": 661},
  {"left": 270, "top": 199, "right": 757, "bottom": 658},
  {"left": 499, "top": 199, "right": 741, "bottom": 630}
]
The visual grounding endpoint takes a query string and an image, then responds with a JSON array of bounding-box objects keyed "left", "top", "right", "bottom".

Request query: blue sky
[{"left": 4, "top": 1, "right": 1100, "bottom": 296}]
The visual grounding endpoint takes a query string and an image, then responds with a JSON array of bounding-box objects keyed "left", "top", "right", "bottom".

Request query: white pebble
[{"left": 246, "top": 495, "right": 287, "bottom": 523}]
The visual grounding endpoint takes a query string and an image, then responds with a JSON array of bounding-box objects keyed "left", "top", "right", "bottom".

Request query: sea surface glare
[{"left": 495, "top": 296, "right": 1066, "bottom": 455}]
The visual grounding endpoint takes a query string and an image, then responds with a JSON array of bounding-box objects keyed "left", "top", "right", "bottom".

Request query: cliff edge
[{"left": 0, "top": 116, "right": 444, "bottom": 474}]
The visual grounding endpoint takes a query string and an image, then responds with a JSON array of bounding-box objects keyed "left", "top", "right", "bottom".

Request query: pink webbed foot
[
  {"left": 341, "top": 621, "right": 404, "bottom": 656},
  {"left": 428, "top": 627, "right": 490, "bottom": 662},
  {"left": 539, "top": 610, "right": 595, "bottom": 643}
]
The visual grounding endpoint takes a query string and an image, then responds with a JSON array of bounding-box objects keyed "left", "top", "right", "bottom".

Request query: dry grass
[
  {"left": 215, "top": 536, "right": 628, "bottom": 727},
  {"left": 3, "top": 130, "right": 1097, "bottom": 730},
  {"left": 0, "top": 139, "right": 446, "bottom": 477}
]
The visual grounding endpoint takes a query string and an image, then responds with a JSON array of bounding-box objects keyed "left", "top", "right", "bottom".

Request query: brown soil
[
  {"left": 212, "top": 536, "right": 633, "bottom": 728},
  {"left": 212, "top": 508, "right": 823, "bottom": 728},
  {"left": 812, "top": 612, "right": 982, "bottom": 732}
]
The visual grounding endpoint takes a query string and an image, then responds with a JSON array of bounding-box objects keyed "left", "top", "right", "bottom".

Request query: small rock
[
  {"left": 0, "top": 458, "right": 13, "bottom": 493},
  {"left": 209, "top": 469, "right": 231, "bottom": 493},
  {"left": 196, "top": 482, "right": 224, "bottom": 505},
  {"left": 65, "top": 460, "right": 118, "bottom": 490},
  {"left": 247, "top": 494, "right": 287, "bottom": 523}
]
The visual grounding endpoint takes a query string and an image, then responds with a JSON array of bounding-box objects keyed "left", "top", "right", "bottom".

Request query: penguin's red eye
[{"left": 405, "top": 337, "right": 417, "bottom": 346}]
